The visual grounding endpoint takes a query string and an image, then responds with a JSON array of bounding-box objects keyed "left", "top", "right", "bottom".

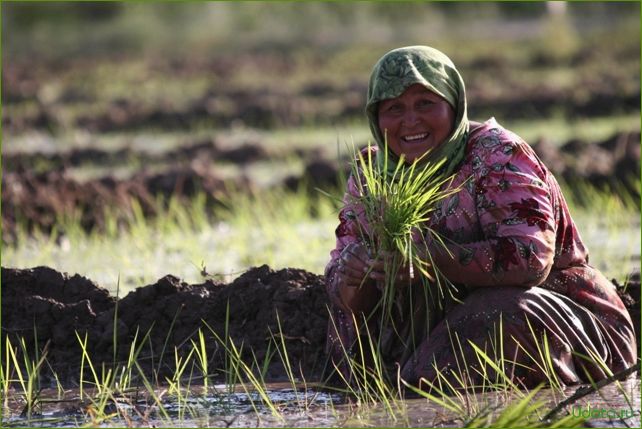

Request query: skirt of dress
[{"left": 326, "top": 274, "right": 637, "bottom": 390}]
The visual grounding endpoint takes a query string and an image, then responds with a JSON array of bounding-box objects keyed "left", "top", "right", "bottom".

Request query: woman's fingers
[
  {"left": 336, "top": 244, "right": 427, "bottom": 289},
  {"left": 336, "top": 243, "right": 374, "bottom": 287},
  {"left": 341, "top": 242, "right": 370, "bottom": 264}
]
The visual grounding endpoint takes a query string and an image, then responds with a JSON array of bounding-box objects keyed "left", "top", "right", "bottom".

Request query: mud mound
[
  {"left": 1, "top": 265, "right": 329, "bottom": 385},
  {"left": 283, "top": 159, "right": 350, "bottom": 191},
  {"left": 530, "top": 130, "right": 640, "bottom": 199},
  {"left": 2, "top": 265, "right": 640, "bottom": 387},
  {"left": 1, "top": 165, "right": 249, "bottom": 243},
  {"left": 1, "top": 139, "right": 270, "bottom": 174}
]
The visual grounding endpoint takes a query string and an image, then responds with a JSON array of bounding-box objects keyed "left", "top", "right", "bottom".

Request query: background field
[{"left": 2, "top": 1, "right": 640, "bottom": 294}]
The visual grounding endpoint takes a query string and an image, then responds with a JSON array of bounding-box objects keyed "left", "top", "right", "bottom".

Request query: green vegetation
[
  {"left": 3, "top": 178, "right": 638, "bottom": 295},
  {"left": 6, "top": 311, "right": 626, "bottom": 427},
  {"left": 3, "top": 187, "right": 338, "bottom": 293}
]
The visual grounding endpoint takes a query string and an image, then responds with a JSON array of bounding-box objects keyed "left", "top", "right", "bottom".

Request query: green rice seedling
[
  {"left": 165, "top": 346, "right": 197, "bottom": 421},
  {"left": 133, "top": 361, "right": 171, "bottom": 423},
  {"left": 403, "top": 316, "right": 603, "bottom": 427},
  {"left": 573, "top": 348, "right": 636, "bottom": 412},
  {"left": 258, "top": 340, "right": 276, "bottom": 383},
  {"left": 115, "top": 326, "right": 154, "bottom": 393},
  {"left": 112, "top": 274, "right": 121, "bottom": 370},
  {"left": 1, "top": 356, "right": 8, "bottom": 413},
  {"left": 401, "top": 321, "right": 521, "bottom": 420},
  {"left": 269, "top": 312, "right": 300, "bottom": 404},
  {"left": 156, "top": 306, "right": 182, "bottom": 384},
  {"left": 81, "top": 385, "right": 119, "bottom": 428},
  {"left": 190, "top": 328, "right": 211, "bottom": 391},
  {"left": 401, "top": 328, "right": 504, "bottom": 419},
  {"left": 201, "top": 320, "right": 284, "bottom": 422},
  {"left": 43, "top": 360, "right": 65, "bottom": 400},
  {"left": 268, "top": 311, "right": 334, "bottom": 415},
  {"left": 226, "top": 339, "right": 284, "bottom": 421},
  {"left": 467, "top": 341, "right": 523, "bottom": 394},
  {"left": 326, "top": 311, "right": 407, "bottom": 423},
  {"left": 166, "top": 346, "right": 195, "bottom": 396},
  {"left": 508, "top": 318, "right": 563, "bottom": 395},
  {"left": 463, "top": 386, "right": 585, "bottom": 428},
  {"left": 76, "top": 331, "right": 127, "bottom": 403},
  {"left": 221, "top": 301, "right": 242, "bottom": 394},
  {"left": 405, "top": 374, "right": 582, "bottom": 427},
  {"left": 3, "top": 336, "right": 48, "bottom": 419}
]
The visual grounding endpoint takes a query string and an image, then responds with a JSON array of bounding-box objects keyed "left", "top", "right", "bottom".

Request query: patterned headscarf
[{"left": 366, "top": 46, "right": 469, "bottom": 178}]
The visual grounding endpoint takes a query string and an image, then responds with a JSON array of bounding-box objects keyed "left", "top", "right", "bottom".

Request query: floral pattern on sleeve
[{"left": 429, "top": 120, "right": 557, "bottom": 287}]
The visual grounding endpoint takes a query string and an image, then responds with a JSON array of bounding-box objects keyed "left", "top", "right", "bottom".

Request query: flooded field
[{"left": 2, "top": 380, "right": 639, "bottom": 428}]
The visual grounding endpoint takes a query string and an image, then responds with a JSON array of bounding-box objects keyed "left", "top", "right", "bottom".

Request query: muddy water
[{"left": 3, "top": 379, "right": 639, "bottom": 428}]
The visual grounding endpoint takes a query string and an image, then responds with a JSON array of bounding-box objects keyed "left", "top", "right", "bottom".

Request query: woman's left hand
[{"left": 366, "top": 251, "right": 419, "bottom": 290}]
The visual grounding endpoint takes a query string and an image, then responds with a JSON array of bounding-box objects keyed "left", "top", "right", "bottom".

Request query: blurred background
[{"left": 2, "top": 1, "right": 640, "bottom": 293}]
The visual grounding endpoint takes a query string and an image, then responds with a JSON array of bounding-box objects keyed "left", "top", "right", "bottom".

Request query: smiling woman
[{"left": 324, "top": 46, "right": 637, "bottom": 391}]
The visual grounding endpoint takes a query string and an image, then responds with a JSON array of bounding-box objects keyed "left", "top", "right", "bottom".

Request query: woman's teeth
[{"left": 403, "top": 133, "right": 428, "bottom": 142}]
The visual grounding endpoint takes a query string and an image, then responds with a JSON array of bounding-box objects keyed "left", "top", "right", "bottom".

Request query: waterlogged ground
[{"left": 3, "top": 379, "right": 639, "bottom": 428}]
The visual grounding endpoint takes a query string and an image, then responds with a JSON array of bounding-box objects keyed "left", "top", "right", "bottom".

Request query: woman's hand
[
  {"left": 336, "top": 242, "right": 373, "bottom": 287},
  {"left": 335, "top": 242, "right": 380, "bottom": 313},
  {"left": 368, "top": 250, "right": 429, "bottom": 289}
]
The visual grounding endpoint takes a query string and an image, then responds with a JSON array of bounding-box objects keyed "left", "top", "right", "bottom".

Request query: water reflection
[{"left": 2, "top": 379, "right": 639, "bottom": 427}]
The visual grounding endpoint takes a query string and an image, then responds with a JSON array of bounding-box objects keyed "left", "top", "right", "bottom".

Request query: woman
[{"left": 324, "top": 46, "right": 636, "bottom": 390}]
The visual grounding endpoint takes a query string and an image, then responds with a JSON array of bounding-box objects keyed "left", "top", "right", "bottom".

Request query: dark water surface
[{"left": 2, "top": 379, "right": 639, "bottom": 427}]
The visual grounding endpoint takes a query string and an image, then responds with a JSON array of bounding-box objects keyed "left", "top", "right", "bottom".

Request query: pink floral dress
[{"left": 325, "top": 118, "right": 637, "bottom": 388}]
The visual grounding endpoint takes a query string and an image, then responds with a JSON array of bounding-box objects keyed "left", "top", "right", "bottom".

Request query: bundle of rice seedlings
[{"left": 348, "top": 140, "right": 459, "bottom": 329}]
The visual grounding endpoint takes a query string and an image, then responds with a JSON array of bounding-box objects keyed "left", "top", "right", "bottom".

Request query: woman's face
[{"left": 377, "top": 83, "right": 455, "bottom": 163}]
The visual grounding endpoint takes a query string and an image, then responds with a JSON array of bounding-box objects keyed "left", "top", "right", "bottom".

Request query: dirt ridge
[
  {"left": 1, "top": 265, "right": 639, "bottom": 386},
  {"left": 1, "top": 265, "right": 329, "bottom": 385}
]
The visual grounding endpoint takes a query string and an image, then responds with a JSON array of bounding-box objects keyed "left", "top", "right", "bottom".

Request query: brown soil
[
  {"left": 3, "top": 51, "right": 639, "bottom": 134},
  {"left": 3, "top": 131, "right": 639, "bottom": 243},
  {"left": 1, "top": 265, "right": 639, "bottom": 387},
  {"left": 1, "top": 265, "right": 330, "bottom": 386}
]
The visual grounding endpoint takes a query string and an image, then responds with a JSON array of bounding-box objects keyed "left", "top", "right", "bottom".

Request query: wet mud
[
  {"left": 1, "top": 265, "right": 639, "bottom": 387},
  {"left": 1, "top": 265, "right": 329, "bottom": 385}
]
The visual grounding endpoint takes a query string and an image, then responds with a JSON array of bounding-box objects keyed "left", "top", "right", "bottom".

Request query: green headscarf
[{"left": 366, "top": 46, "right": 469, "bottom": 178}]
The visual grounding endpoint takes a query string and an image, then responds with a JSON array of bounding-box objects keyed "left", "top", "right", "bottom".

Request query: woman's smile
[{"left": 403, "top": 132, "right": 430, "bottom": 142}]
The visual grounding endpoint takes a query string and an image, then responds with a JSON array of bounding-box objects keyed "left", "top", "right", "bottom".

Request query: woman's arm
[
  {"left": 325, "top": 173, "right": 381, "bottom": 313},
  {"left": 429, "top": 137, "right": 556, "bottom": 288}
]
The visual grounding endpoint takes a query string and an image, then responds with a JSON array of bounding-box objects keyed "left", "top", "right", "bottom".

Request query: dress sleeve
[{"left": 432, "top": 135, "right": 556, "bottom": 288}]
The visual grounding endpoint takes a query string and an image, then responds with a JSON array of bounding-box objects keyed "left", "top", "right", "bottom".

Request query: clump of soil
[
  {"left": 2, "top": 265, "right": 639, "bottom": 387},
  {"left": 1, "top": 265, "right": 329, "bottom": 385}
]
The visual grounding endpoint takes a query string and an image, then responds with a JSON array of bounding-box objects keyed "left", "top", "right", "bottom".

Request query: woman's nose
[{"left": 402, "top": 109, "right": 420, "bottom": 126}]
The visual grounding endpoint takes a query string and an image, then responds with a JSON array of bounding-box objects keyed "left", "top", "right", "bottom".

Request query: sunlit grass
[
  {"left": 3, "top": 187, "right": 340, "bottom": 294},
  {"left": 3, "top": 178, "right": 639, "bottom": 296},
  {"left": 560, "top": 180, "right": 641, "bottom": 279},
  {"left": 506, "top": 113, "right": 640, "bottom": 147}
]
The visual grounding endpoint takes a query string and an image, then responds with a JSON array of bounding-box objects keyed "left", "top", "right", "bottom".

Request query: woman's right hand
[{"left": 335, "top": 242, "right": 381, "bottom": 313}]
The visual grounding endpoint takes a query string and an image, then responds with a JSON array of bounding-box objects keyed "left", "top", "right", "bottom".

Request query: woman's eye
[
  {"left": 417, "top": 99, "right": 434, "bottom": 108},
  {"left": 387, "top": 104, "right": 403, "bottom": 113}
]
